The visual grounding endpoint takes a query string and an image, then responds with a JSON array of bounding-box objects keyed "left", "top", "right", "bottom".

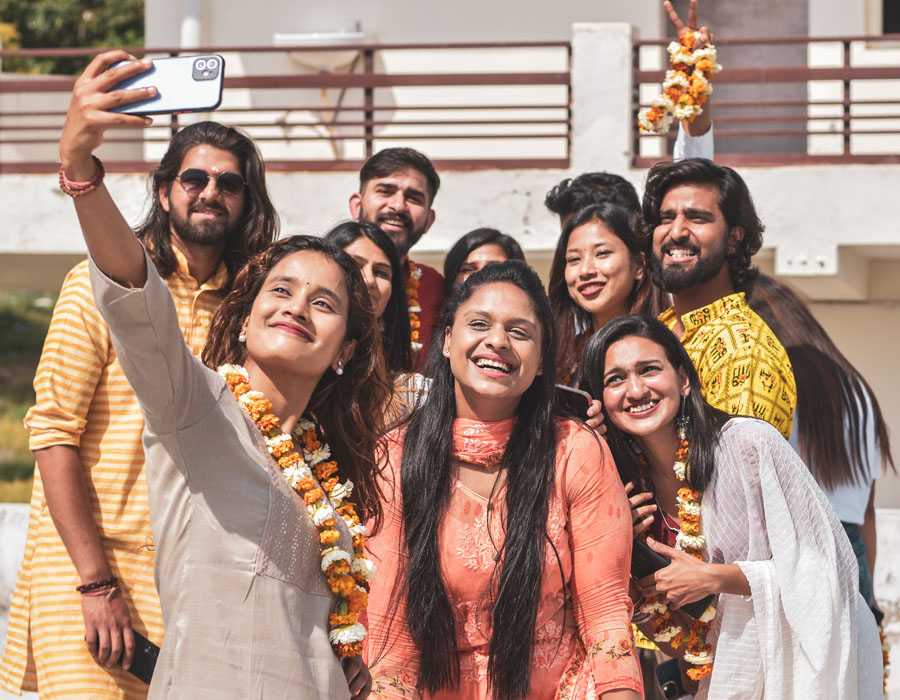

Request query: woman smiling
[
  {"left": 55, "top": 51, "right": 390, "bottom": 699},
  {"left": 365, "top": 261, "right": 642, "bottom": 700},
  {"left": 578, "top": 315, "right": 882, "bottom": 699},
  {"left": 548, "top": 203, "right": 667, "bottom": 386}
]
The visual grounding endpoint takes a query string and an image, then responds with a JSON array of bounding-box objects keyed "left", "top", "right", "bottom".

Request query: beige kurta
[
  {"left": 90, "top": 253, "right": 352, "bottom": 700},
  {"left": 1, "top": 251, "right": 224, "bottom": 699}
]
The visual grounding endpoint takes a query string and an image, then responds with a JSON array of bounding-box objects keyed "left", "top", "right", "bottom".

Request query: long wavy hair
[
  {"left": 325, "top": 220, "right": 413, "bottom": 374},
  {"left": 396, "top": 261, "right": 559, "bottom": 700},
  {"left": 135, "top": 121, "right": 279, "bottom": 292},
  {"left": 743, "top": 274, "right": 894, "bottom": 488},
  {"left": 442, "top": 228, "right": 526, "bottom": 297},
  {"left": 578, "top": 315, "right": 729, "bottom": 493},
  {"left": 201, "top": 235, "right": 392, "bottom": 523},
  {"left": 548, "top": 203, "right": 667, "bottom": 384}
]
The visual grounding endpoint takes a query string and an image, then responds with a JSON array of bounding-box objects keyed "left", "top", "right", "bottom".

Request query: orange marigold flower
[
  {"left": 320, "top": 529, "right": 341, "bottom": 546},
  {"left": 258, "top": 414, "right": 280, "bottom": 432},
  {"left": 232, "top": 382, "right": 250, "bottom": 397},
  {"left": 686, "top": 664, "right": 713, "bottom": 681},
  {"left": 314, "top": 461, "right": 339, "bottom": 480},
  {"left": 279, "top": 452, "right": 301, "bottom": 468},
  {"left": 321, "top": 476, "right": 340, "bottom": 492},
  {"left": 681, "top": 33, "right": 696, "bottom": 50},
  {"left": 329, "top": 574, "right": 356, "bottom": 597},
  {"left": 304, "top": 488, "right": 325, "bottom": 505},
  {"left": 298, "top": 477, "right": 317, "bottom": 491},
  {"left": 271, "top": 442, "right": 292, "bottom": 458},
  {"left": 347, "top": 587, "right": 369, "bottom": 612},
  {"left": 330, "top": 612, "right": 359, "bottom": 627},
  {"left": 328, "top": 561, "right": 351, "bottom": 576},
  {"left": 336, "top": 641, "right": 363, "bottom": 658}
]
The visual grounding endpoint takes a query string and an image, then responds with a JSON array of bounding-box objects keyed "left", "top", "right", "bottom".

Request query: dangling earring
[
  {"left": 335, "top": 361, "right": 344, "bottom": 376},
  {"left": 676, "top": 395, "right": 690, "bottom": 440},
  {"left": 238, "top": 330, "right": 247, "bottom": 343}
]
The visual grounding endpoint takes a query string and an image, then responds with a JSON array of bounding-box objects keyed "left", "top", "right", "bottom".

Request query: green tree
[{"left": 0, "top": 0, "right": 144, "bottom": 75}]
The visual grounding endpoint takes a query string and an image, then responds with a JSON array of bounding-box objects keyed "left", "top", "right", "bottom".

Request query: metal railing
[
  {"left": 633, "top": 34, "right": 900, "bottom": 167},
  {"left": 0, "top": 42, "right": 572, "bottom": 173}
]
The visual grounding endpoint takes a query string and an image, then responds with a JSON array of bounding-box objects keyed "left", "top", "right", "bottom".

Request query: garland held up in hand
[{"left": 638, "top": 31, "right": 722, "bottom": 135}]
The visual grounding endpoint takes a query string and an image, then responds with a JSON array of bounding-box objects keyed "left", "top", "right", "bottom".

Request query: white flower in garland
[
  {"left": 321, "top": 547, "right": 351, "bottom": 573},
  {"left": 329, "top": 622, "right": 367, "bottom": 645},
  {"left": 351, "top": 556, "right": 377, "bottom": 582}
]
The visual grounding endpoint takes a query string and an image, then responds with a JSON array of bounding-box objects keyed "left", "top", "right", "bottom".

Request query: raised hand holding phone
[{"left": 60, "top": 51, "right": 156, "bottom": 179}]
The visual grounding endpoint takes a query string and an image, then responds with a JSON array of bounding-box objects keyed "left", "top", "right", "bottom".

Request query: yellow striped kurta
[{"left": 0, "top": 250, "right": 226, "bottom": 699}]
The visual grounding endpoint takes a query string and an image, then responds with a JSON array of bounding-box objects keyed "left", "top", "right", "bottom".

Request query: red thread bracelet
[{"left": 59, "top": 155, "right": 105, "bottom": 197}]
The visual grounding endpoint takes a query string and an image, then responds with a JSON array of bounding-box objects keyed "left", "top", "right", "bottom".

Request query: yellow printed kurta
[
  {"left": 660, "top": 292, "right": 796, "bottom": 438},
  {"left": 0, "top": 250, "right": 225, "bottom": 699}
]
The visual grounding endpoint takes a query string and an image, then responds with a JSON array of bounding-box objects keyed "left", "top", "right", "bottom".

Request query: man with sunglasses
[{"left": 2, "top": 120, "right": 278, "bottom": 699}]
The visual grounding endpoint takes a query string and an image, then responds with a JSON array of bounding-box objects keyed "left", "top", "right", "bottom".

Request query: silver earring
[
  {"left": 676, "top": 395, "right": 690, "bottom": 440},
  {"left": 238, "top": 330, "right": 247, "bottom": 343},
  {"left": 335, "top": 361, "right": 344, "bottom": 376}
]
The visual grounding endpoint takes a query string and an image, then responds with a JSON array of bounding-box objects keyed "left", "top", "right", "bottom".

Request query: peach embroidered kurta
[{"left": 366, "top": 418, "right": 642, "bottom": 699}]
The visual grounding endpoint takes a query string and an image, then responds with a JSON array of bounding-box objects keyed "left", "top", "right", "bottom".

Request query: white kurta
[{"left": 697, "top": 418, "right": 882, "bottom": 700}]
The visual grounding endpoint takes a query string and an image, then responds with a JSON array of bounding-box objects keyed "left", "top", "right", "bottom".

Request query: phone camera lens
[
  {"left": 195, "top": 58, "right": 207, "bottom": 71},
  {"left": 206, "top": 58, "right": 218, "bottom": 70}
]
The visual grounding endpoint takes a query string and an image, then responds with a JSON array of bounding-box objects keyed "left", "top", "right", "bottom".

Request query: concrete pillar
[
  {"left": 570, "top": 23, "right": 634, "bottom": 176},
  {"left": 180, "top": 0, "right": 203, "bottom": 49}
]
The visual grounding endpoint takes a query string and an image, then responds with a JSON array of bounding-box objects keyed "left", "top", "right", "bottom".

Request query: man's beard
[
  {"left": 169, "top": 203, "right": 236, "bottom": 246},
  {"left": 650, "top": 237, "right": 729, "bottom": 294},
  {"left": 358, "top": 206, "right": 422, "bottom": 258}
]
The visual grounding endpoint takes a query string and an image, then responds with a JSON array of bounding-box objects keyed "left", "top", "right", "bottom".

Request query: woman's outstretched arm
[{"left": 59, "top": 50, "right": 156, "bottom": 287}]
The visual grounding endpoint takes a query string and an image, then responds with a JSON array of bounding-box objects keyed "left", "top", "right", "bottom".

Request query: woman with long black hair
[
  {"left": 578, "top": 314, "right": 882, "bottom": 699},
  {"left": 548, "top": 203, "right": 667, "bottom": 386},
  {"left": 326, "top": 220, "right": 413, "bottom": 375},
  {"left": 365, "top": 261, "right": 642, "bottom": 700},
  {"left": 744, "top": 274, "right": 893, "bottom": 620}
]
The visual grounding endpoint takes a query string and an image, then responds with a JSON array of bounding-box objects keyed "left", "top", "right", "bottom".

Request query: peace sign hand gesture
[{"left": 664, "top": 0, "right": 715, "bottom": 49}]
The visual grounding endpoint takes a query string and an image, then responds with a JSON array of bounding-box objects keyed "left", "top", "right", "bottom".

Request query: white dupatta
[{"left": 696, "top": 418, "right": 882, "bottom": 700}]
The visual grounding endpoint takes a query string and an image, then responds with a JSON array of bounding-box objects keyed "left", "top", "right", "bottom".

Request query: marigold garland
[
  {"left": 218, "top": 364, "right": 376, "bottom": 658},
  {"left": 406, "top": 259, "right": 423, "bottom": 353},
  {"left": 636, "top": 437, "right": 716, "bottom": 682},
  {"left": 638, "top": 31, "right": 722, "bottom": 135}
]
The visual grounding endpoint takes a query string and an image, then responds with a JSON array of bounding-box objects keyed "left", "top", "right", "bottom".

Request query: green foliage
[
  {"left": 0, "top": 0, "right": 144, "bottom": 75},
  {"left": 0, "top": 292, "right": 54, "bottom": 487}
]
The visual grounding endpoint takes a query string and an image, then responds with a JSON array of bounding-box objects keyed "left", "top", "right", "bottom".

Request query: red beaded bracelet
[
  {"left": 76, "top": 575, "right": 117, "bottom": 594},
  {"left": 59, "top": 155, "right": 105, "bottom": 197}
]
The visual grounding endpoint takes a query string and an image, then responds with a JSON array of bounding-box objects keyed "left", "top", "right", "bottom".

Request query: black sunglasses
[{"left": 176, "top": 168, "right": 247, "bottom": 197}]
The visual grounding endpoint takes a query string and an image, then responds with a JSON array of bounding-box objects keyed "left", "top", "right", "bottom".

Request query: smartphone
[
  {"left": 121, "top": 630, "right": 160, "bottom": 684},
  {"left": 655, "top": 658, "right": 686, "bottom": 699},
  {"left": 631, "top": 538, "right": 715, "bottom": 620},
  {"left": 555, "top": 384, "right": 592, "bottom": 421},
  {"left": 109, "top": 54, "right": 225, "bottom": 115}
]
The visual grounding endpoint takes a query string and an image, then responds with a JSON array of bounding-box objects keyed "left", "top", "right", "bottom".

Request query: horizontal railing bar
[
  {"left": 0, "top": 41, "right": 571, "bottom": 59},
  {"left": 634, "top": 153, "right": 900, "bottom": 167},
  {"left": 633, "top": 33, "right": 900, "bottom": 46},
  {"left": 0, "top": 157, "right": 572, "bottom": 175},
  {"left": 1, "top": 132, "right": 568, "bottom": 145},
  {"left": 0, "top": 118, "right": 570, "bottom": 131},
  {"left": 638, "top": 127, "right": 900, "bottom": 139},
  {"left": 0, "top": 104, "right": 570, "bottom": 119},
  {"left": 0, "top": 72, "right": 570, "bottom": 93},
  {"left": 629, "top": 110, "right": 900, "bottom": 123},
  {"left": 635, "top": 66, "right": 900, "bottom": 83}
]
